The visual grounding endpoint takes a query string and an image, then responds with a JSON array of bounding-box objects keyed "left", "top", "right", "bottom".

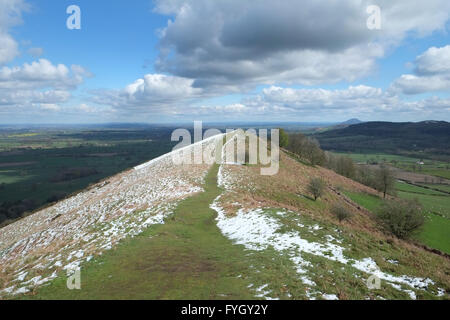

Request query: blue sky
[
  {"left": 1, "top": 0, "right": 449, "bottom": 123},
  {"left": 13, "top": 1, "right": 164, "bottom": 89}
]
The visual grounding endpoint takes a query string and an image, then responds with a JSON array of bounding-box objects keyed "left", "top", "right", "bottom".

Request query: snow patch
[{"left": 211, "top": 198, "right": 441, "bottom": 300}]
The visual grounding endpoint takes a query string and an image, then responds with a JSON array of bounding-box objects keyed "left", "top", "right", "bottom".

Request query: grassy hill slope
[{"left": 1, "top": 133, "right": 449, "bottom": 300}]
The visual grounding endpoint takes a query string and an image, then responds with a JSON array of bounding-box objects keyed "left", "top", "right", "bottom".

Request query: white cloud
[
  {"left": 77, "top": 103, "right": 96, "bottom": 113},
  {"left": 0, "top": 89, "right": 71, "bottom": 106},
  {"left": 415, "top": 45, "right": 450, "bottom": 75},
  {"left": 154, "top": 0, "right": 450, "bottom": 90},
  {"left": 256, "top": 85, "right": 400, "bottom": 117},
  {"left": 39, "top": 103, "right": 61, "bottom": 112},
  {"left": 0, "top": 59, "right": 89, "bottom": 90},
  {"left": 391, "top": 74, "right": 450, "bottom": 95},
  {"left": 0, "top": 33, "right": 19, "bottom": 64},
  {"left": 0, "top": 59, "right": 90, "bottom": 110},
  {"left": 391, "top": 46, "right": 450, "bottom": 94},
  {"left": 27, "top": 47, "right": 43, "bottom": 58},
  {"left": 0, "top": 0, "right": 28, "bottom": 64},
  {"left": 0, "top": 1, "right": 92, "bottom": 112},
  {"left": 187, "top": 85, "right": 450, "bottom": 121},
  {"left": 94, "top": 73, "right": 202, "bottom": 113}
]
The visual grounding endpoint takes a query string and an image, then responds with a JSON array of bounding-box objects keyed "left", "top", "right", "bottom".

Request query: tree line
[
  {"left": 286, "top": 131, "right": 424, "bottom": 240},
  {"left": 284, "top": 132, "right": 395, "bottom": 198}
]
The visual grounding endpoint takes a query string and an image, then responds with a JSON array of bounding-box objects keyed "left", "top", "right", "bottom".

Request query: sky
[{"left": 0, "top": 0, "right": 450, "bottom": 124}]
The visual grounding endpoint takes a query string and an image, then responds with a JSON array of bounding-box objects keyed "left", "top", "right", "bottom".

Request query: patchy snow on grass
[
  {"left": 322, "top": 294, "right": 339, "bottom": 300},
  {"left": 212, "top": 134, "right": 445, "bottom": 300},
  {"left": 0, "top": 134, "right": 225, "bottom": 298},
  {"left": 211, "top": 196, "right": 443, "bottom": 300}
]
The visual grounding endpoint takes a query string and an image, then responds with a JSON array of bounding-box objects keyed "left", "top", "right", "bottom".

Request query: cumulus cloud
[
  {"left": 93, "top": 73, "right": 202, "bottom": 113},
  {"left": 0, "top": 59, "right": 91, "bottom": 109},
  {"left": 0, "top": 0, "right": 28, "bottom": 64},
  {"left": 0, "top": 59, "right": 90, "bottom": 90},
  {"left": 154, "top": 0, "right": 450, "bottom": 90},
  {"left": 391, "top": 46, "right": 450, "bottom": 94},
  {"left": 0, "top": 0, "right": 94, "bottom": 113},
  {"left": 0, "top": 89, "right": 70, "bottom": 106},
  {"left": 247, "top": 85, "right": 401, "bottom": 118},
  {"left": 187, "top": 85, "right": 450, "bottom": 121}
]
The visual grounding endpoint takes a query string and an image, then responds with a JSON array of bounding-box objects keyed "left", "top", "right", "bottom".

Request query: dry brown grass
[
  {"left": 217, "top": 147, "right": 450, "bottom": 290},
  {"left": 218, "top": 150, "right": 383, "bottom": 234}
]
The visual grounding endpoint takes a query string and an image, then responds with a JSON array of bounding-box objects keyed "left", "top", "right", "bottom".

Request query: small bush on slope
[
  {"left": 332, "top": 204, "right": 353, "bottom": 222},
  {"left": 307, "top": 177, "right": 326, "bottom": 201},
  {"left": 377, "top": 199, "right": 425, "bottom": 239}
]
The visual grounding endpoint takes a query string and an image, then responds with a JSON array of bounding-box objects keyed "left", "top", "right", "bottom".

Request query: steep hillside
[
  {"left": 0, "top": 132, "right": 448, "bottom": 300},
  {"left": 0, "top": 134, "right": 222, "bottom": 297}
]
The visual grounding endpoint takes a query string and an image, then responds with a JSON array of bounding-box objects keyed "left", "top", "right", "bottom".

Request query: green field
[
  {"left": 344, "top": 183, "right": 450, "bottom": 254},
  {"left": 421, "top": 184, "right": 450, "bottom": 193},
  {"left": 395, "top": 182, "right": 448, "bottom": 197},
  {"left": 344, "top": 191, "right": 383, "bottom": 213},
  {"left": 0, "top": 127, "right": 177, "bottom": 226},
  {"left": 418, "top": 214, "right": 450, "bottom": 254},
  {"left": 396, "top": 183, "right": 450, "bottom": 219}
]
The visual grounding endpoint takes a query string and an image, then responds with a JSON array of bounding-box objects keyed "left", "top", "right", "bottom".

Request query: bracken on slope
[{"left": 0, "top": 131, "right": 449, "bottom": 300}]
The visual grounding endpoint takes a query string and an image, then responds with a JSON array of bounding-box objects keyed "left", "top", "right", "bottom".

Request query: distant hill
[
  {"left": 314, "top": 121, "right": 450, "bottom": 158},
  {"left": 340, "top": 118, "right": 364, "bottom": 125}
]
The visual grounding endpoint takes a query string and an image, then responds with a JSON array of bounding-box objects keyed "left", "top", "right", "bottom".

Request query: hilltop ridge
[{"left": 0, "top": 131, "right": 448, "bottom": 300}]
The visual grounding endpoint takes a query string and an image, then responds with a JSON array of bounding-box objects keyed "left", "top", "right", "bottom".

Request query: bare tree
[
  {"left": 307, "top": 177, "right": 326, "bottom": 201},
  {"left": 287, "top": 133, "right": 325, "bottom": 166},
  {"left": 375, "top": 165, "right": 395, "bottom": 198}
]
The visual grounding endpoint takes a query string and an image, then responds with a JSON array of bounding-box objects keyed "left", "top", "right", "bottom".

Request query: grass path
[{"left": 27, "top": 164, "right": 256, "bottom": 299}]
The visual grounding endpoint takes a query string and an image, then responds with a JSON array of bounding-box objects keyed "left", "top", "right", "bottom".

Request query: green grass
[
  {"left": 395, "top": 182, "right": 447, "bottom": 196},
  {"left": 26, "top": 165, "right": 249, "bottom": 299},
  {"left": 421, "top": 169, "right": 450, "bottom": 180},
  {"left": 13, "top": 164, "right": 449, "bottom": 300},
  {"left": 417, "top": 213, "right": 450, "bottom": 254},
  {"left": 343, "top": 191, "right": 383, "bottom": 212},
  {"left": 25, "top": 165, "right": 301, "bottom": 300},
  {"left": 0, "top": 170, "right": 33, "bottom": 184},
  {"left": 397, "top": 191, "right": 450, "bottom": 219},
  {"left": 421, "top": 184, "right": 450, "bottom": 193},
  {"left": 0, "top": 128, "right": 176, "bottom": 225},
  {"left": 335, "top": 152, "right": 449, "bottom": 253},
  {"left": 345, "top": 184, "right": 450, "bottom": 254}
]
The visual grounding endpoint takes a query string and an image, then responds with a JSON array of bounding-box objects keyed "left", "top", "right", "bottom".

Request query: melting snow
[
  {"left": 322, "top": 294, "right": 339, "bottom": 300},
  {"left": 0, "top": 134, "right": 226, "bottom": 298},
  {"left": 212, "top": 141, "right": 444, "bottom": 300}
]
